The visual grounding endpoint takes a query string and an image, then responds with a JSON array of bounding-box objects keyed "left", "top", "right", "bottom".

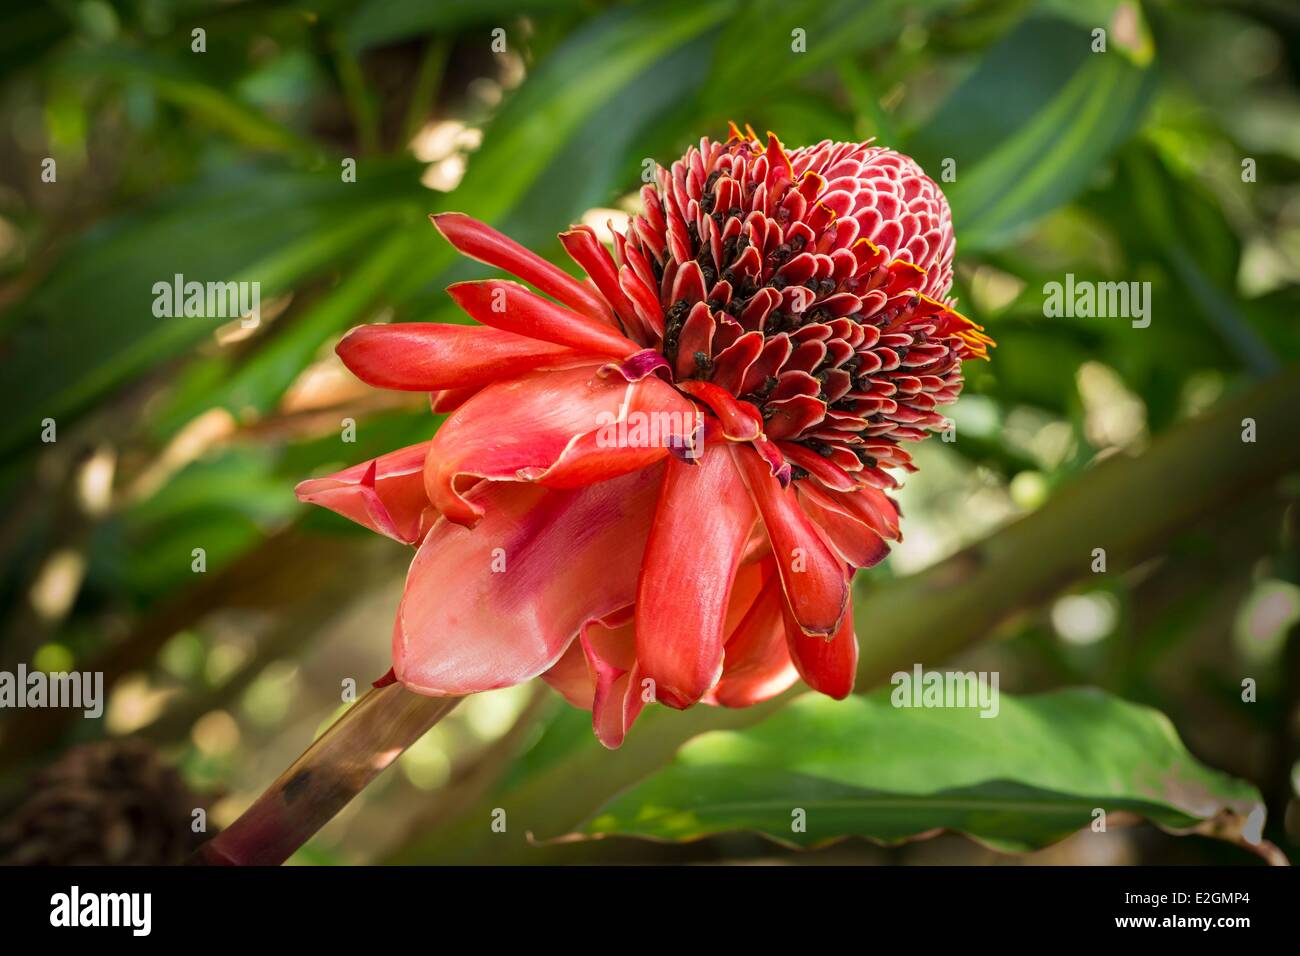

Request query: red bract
[{"left": 297, "top": 128, "right": 992, "bottom": 748}]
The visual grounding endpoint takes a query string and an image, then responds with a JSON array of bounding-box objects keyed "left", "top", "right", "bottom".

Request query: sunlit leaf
[
  {"left": 911, "top": 17, "right": 1156, "bottom": 251},
  {"left": 581, "top": 688, "right": 1270, "bottom": 857}
]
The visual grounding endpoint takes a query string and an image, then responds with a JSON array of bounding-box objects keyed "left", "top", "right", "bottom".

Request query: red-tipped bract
[{"left": 297, "top": 129, "right": 992, "bottom": 747}]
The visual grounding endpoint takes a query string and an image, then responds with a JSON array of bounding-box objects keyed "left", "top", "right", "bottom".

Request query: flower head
[{"left": 297, "top": 129, "right": 991, "bottom": 747}]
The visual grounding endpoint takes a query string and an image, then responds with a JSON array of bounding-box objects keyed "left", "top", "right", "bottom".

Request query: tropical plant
[{"left": 1, "top": 0, "right": 1297, "bottom": 866}]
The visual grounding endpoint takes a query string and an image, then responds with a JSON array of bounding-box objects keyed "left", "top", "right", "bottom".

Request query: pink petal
[
  {"left": 635, "top": 444, "right": 757, "bottom": 709},
  {"left": 539, "top": 639, "right": 593, "bottom": 709},
  {"left": 540, "top": 612, "right": 650, "bottom": 748},
  {"left": 782, "top": 592, "right": 858, "bottom": 699},
  {"left": 396, "top": 464, "right": 663, "bottom": 696},
  {"left": 582, "top": 618, "right": 641, "bottom": 749},
  {"left": 712, "top": 567, "right": 799, "bottom": 707},
  {"left": 429, "top": 386, "right": 481, "bottom": 413},
  {"left": 677, "top": 380, "right": 763, "bottom": 441},
  {"left": 423, "top": 365, "right": 697, "bottom": 526},
  {"left": 432, "top": 212, "right": 614, "bottom": 326},
  {"left": 777, "top": 441, "right": 860, "bottom": 492},
  {"left": 337, "top": 322, "right": 592, "bottom": 392},
  {"left": 822, "top": 483, "right": 902, "bottom": 541},
  {"left": 797, "top": 482, "right": 891, "bottom": 569},
  {"left": 559, "top": 227, "right": 644, "bottom": 339},
  {"left": 733, "top": 443, "right": 849, "bottom": 637},
  {"left": 295, "top": 442, "right": 435, "bottom": 545},
  {"left": 447, "top": 280, "right": 641, "bottom": 360}
]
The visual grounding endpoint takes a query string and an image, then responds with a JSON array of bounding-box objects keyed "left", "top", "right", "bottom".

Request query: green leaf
[
  {"left": 1096, "top": 142, "right": 1280, "bottom": 376},
  {"left": 0, "top": 162, "right": 417, "bottom": 455},
  {"left": 112, "top": 445, "right": 297, "bottom": 599},
  {"left": 581, "top": 688, "right": 1271, "bottom": 857},
  {"left": 388, "top": 0, "right": 736, "bottom": 304},
  {"left": 836, "top": 60, "right": 898, "bottom": 146},
  {"left": 911, "top": 17, "right": 1157, "bottom": 252},
  {"left": 67, "top": 48, "right": 323, "bottom": 161},
  {"left": 1038, "top": 0, "right": 1154, "bottom": 64},
  {"left": 703, "top": 0, "right": 957, "bottom": 107},
  {"left": 341, "top": 0, "right": 588, "bottom": 52},
  {"left": 450, "top": 0, "right": 733, "bottom": 227},
  {"left": 494, "top": 31, "right": 717, "bottom": 252},
  {"left": 0, "top": 3, "right": 67, "bottom": 81},
  {"left": 162, "top": 227, "right": 421, "bottom": 425}
]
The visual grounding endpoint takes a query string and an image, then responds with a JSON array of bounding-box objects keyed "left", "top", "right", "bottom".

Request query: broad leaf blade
[
  {"left": 911, "top": 17, "right": 1156, "bottom": 252},
  {"left": 582, "top": 688, "right": 1271, "bottom": 857}
]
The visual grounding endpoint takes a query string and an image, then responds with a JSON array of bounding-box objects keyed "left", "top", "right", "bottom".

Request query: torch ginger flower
[{"left": 297, "top": 128, "right": 992, "bottom": 748}]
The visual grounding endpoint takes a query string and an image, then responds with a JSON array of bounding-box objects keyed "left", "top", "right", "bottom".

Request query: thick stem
[{"left": 192, "top": 685, "right": 458, "bottom": 865}]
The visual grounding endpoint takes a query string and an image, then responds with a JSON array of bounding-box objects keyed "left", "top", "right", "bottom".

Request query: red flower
[{"left": 297, "top": 128, "right": 992, "bottom": 747}]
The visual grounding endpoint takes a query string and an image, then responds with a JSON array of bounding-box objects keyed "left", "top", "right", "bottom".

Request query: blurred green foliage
[{"left": 1, "top": 0, "right": 1298, "bottom": 864}]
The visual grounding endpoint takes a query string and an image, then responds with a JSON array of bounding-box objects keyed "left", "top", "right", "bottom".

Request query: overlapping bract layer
[{"left": 297, "top": 129, "right": 990, "bottom": 747}]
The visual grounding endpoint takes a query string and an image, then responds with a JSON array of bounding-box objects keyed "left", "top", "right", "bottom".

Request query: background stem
[{"left": 193, "top": 685, "right": 458, "bottom": 865}]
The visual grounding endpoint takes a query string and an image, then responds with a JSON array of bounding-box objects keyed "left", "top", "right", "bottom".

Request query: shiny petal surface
[
  {"left": 337, "top": 322, "right": 592, "bottom": 392},
  {"left": 581, "top": 618, "right": 645, "bottom": 749},
  {"left": 678, "top": 380, "right": 763, "bottom": 441},
  {"left": 447, "top": 280, "right": 641, "bottom": 359},
  {"left": 782, "top": 592, "right": 858, "bottom": 700},
  {"left": 797, "top": 482, "right": 891, "bottom": 569},
  {"left": 433, "top": 212, "right": 614, "bottom": 325},
  {"left": 713, "top": 567, "right": 800, "bottom": 707},
  {"left": 429, "top": 386, "right": 482, "bottom": 413},
  {"left": 733, "top": 443, "right": 849, "bottom": 637},
  {"left": 424, "top": 365, "right": 693, "bottom": 526},
  {"left": 559, "top": 226, "right": 642, "bottom": 338},
  {"left": 636, "top": 445, "right": 756, "bottom": 709},
  {"left": 396, "top": 465, "right": 663, "bottom": 696},
  {"left": 295, "top": 441, "right": 435, "bottom": 545}
]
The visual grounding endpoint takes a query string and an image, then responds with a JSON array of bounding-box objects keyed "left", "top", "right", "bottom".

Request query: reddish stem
[{"left": 192, "top": 684, "right": 459, "bottom": 865}]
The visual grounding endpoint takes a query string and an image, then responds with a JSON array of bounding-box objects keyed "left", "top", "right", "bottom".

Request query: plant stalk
[{"left": 192, "top": 685, "right": 458, "bottom": 865}]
